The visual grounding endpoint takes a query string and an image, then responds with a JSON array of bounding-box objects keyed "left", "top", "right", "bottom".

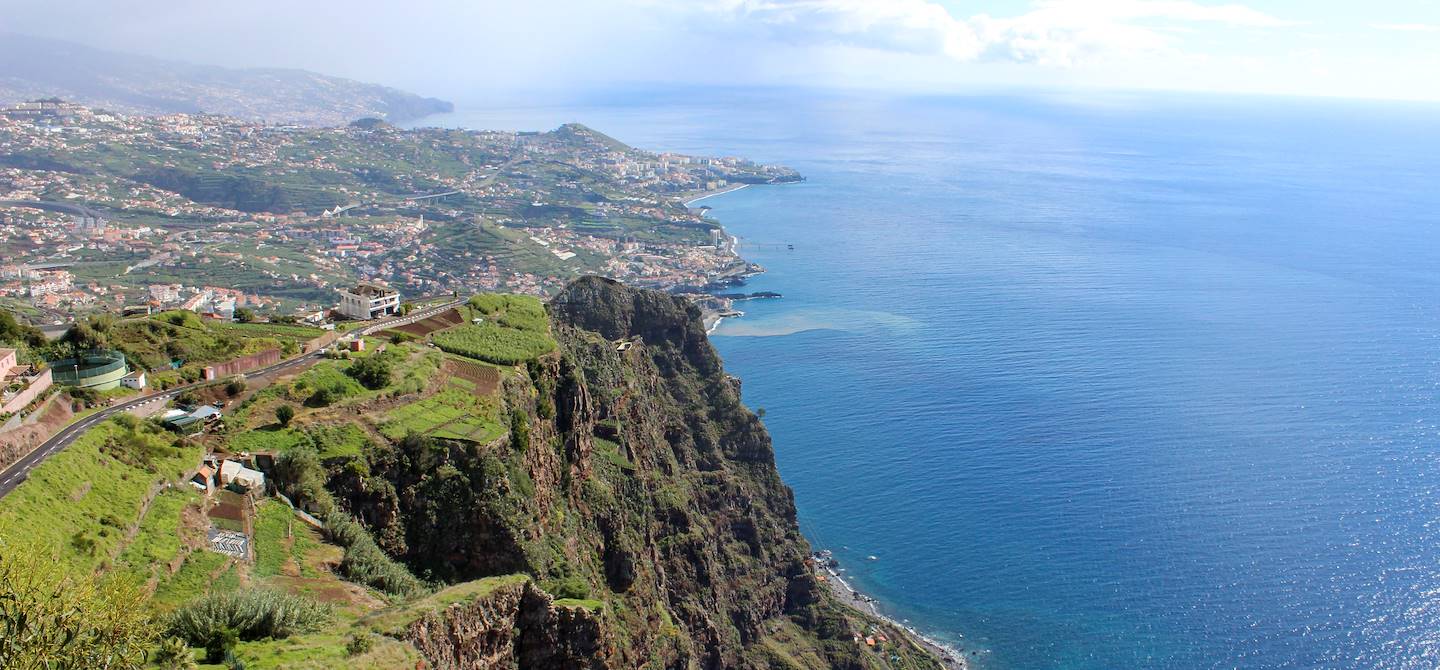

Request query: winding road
[{"left": 0, "top": 298, "right": 463, "bottom": 500}]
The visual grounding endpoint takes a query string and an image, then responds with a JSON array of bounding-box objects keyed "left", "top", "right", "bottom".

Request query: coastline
[
  {"left": 688, "top": 180, "right": 972, "bottom": 670},
  {"left": 816, "top": 560, "right": 974, "bottom": 669}
]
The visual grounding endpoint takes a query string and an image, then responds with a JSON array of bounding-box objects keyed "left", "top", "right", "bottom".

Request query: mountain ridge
[{"left": 0, "top": 33, "right": 452, "bottom": 126}]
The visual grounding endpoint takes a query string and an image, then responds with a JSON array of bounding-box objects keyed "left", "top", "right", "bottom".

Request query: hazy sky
[{"left": 4, "top": 0, "right": 1439, "bottom": 102}]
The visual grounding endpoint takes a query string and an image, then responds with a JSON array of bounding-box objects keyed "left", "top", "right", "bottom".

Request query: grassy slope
[{"left": 0, "top": 420, "right": 201, "bottom": 575}]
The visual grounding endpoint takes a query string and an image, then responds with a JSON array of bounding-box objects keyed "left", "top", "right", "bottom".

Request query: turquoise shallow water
[{"left": 419, "top": 91, "right": 1440, "bottom": 669}]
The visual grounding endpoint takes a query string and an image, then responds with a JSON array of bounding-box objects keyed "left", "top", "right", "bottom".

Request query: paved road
[{"left": 0, "top": 299, "right": 463, "bottom": 499}]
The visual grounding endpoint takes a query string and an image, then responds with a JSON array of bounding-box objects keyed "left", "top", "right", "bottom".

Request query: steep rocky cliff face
[{"left": 328, "top": 277, "right": 942, "bottom": 669}]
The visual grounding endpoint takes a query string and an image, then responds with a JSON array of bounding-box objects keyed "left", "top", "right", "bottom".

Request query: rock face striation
[{"left": 328, "top": 276, "right": 943, "bottom": 669}]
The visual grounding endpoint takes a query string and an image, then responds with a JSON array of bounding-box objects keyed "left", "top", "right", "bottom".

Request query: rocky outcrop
[
  {"left": 404, "top": 579, "right": 611, "bottom": 670},
  {"left": 329, "top": 276, "right": 945, "bottom": 669}
]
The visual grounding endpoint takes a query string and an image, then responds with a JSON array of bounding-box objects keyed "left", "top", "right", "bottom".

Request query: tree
[
  {"left": 307, "top": 387, "right": 336, "bottom": 407},
  {"left": 346, "top": 354, "right": 392, "bottom": 390},
  {"left": 399, "top": 302, "right": 415, "bottom": 316},
  {"left": 0, "top": 309, "right": 45, "bottom": 348},
  {"left": 275, "top": 404, "right": 295, "bottom": 427},
  {"left": 233, "top": 308, "right": 255, "bottom": 323},
  {"left": 0, "top": 547, "right": 158, "bottom": 669}
]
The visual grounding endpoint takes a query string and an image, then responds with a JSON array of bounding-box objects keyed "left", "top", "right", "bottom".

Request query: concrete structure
[
  {"left": 207, "top": 527, "right": 249, "bottom": 558},
  {"left": 202, "top": 348, "right": 281, "bottom": 381},
  {"left": 337, "top": 283, "right": 400, "bottom": 320},
  {"left": 119, "top": 370, "right": 147, "bottom": 390},
  {"left": 219, "top": 459, "right": 265, "bottom": 491},
  {"left": 48, "top": 351, "right": 129, "bottom": 391},
  {"left": 0, "top": 354, "right": 53, "bottom": 414}
]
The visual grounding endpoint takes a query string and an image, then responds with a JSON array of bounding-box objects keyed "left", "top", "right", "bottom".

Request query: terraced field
[
  {"left": 443, "top": 357, "right": 503, "bottom": 396},
  {"left": 385, "top": 307, "right": 464, "bottom": 338},
  {"left": 379, "top": 387, "right": 503, "bottom": 444}
]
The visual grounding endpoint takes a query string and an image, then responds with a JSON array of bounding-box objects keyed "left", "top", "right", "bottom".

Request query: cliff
[{"left": 324, "top": 277, "right": 945, "bottom": 668}]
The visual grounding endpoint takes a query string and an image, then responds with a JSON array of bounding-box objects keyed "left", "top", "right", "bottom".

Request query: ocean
[{"left": 413, "top": 89, "right": 1440, "bottom": 669}]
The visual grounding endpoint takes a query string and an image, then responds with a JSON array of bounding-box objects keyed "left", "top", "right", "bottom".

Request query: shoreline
[
  {"left": 686, "top": 180, "right": 974, "bottom": 670},
  {"left": 816, "top": 560, "right": 974, "bottom": 669}
]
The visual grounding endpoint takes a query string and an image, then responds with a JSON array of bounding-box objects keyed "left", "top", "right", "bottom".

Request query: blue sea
[{"left": 415, "top": 89, "right": 1440, "bottom": 669}]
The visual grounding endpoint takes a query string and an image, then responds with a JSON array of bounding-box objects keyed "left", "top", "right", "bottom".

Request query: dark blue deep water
[{"left": 419, "top": 91, "right": 1440, "bottom": 669}]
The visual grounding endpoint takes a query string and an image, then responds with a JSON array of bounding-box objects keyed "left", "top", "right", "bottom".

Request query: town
[{"left": 0, "top": 100, "right": 801, "bottom": 326}]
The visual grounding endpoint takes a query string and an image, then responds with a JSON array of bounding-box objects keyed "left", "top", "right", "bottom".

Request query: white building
[
  {"left": 219, "top": 460, "right": 265, "bottom": 491},
  {"left": 337, "top": 283, "right": 400, "bottom": 320},
  {"left": 119, "top": 370, "right": 147, "bottom": 390}
]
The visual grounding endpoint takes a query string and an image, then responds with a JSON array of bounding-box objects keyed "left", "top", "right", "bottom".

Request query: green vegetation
[
  {"left": 274, "top": 404, "right": 295, "bottom": 427},
  {"left": 294, "top": 363, "right": 365, "bottom": 407},
  {"left": 303, "top": 423, "right": 373, "bottom": 459},
  {"left": 213, "top": 321, "right": 323, "bottom": 340},
  {"left": 321, "top": 512, "right": 426, "bottom": 598},
  {"left": 152, "top": 551, "right": 240, "bottom": 610},
  {"left": 231, "top": 423, "right": 373, "bottom": 464},
  {"left": 436, "top": 295, "right": 555, "bottom": 365},
  {"left": 0, "top": 548, "right": 156, "bottom": 670},
  {"left": 593, "top": 437, "right": 635, "bottom": 472},
  {"left": 361, "top": 574, "right": 529, "bottom": 635},
  {"left": 252, "top": 501, "right": 320, "bottom": 580},
  {"left": 107, "top": 312, "right": 280, "bottom": 385},
  {"left": 345, "top": 352, "right": 393, "bottom": 390},
  {"left": 432, "top": 323, "right": 556, "bottom": 366},
  {"left": 379, "top": 387, "right": 503, "bottom": 443},
  {"left": 168, "top": 589, "right": 333, "bottom": 649},
  {"left": 0, "top": 417, "right": 200, "bottom": 574},
  {"left": 115, "top": 488, "right": 198, "bottom": 582}
]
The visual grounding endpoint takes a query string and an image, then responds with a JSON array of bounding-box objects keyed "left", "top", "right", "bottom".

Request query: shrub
[
  {"left": 275, "top": 404, "right": 295, "bottom": 427},
  {"left": 542, "top": 575, "right": 591, "bottom": 600},
  {"left": 346, "top": 632, "right": 376, "bottom": 656},
  {"left": 308, "top": 387, "right": 336, "bottom": 407},
  {"left": 509, "top": 408, "right": 530, "bottom": 452},
  {"left": 346, "top": 354, "right": 392, "bottom": 390},
  {"left": 272, "top": 443, "right": 334, "bottom": 515},
  {"left": 225, "top": 378, "right": 247, "bottom": 397},
  {"left": 204, "top": 628, "right": 237, "bottom": 663},
  {"left": 153, "top": 636, "right": 197, "bottom": 670},
  {"left": 321, "top": 512, "right": 425, "bottom": 597},
  {"left": 168, "top": 589, "right": 332, "bottom": 649}
]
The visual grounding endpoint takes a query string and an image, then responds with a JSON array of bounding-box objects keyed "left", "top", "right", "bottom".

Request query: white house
[
  {"left": 219, "top": 460, "right": 265, "bottom": 491},
  {"left": 336, "top": 283, "right": 400, "bottom": 320},
  {"left": 120, "top": 370, "right": 147, "bottom": 390}
]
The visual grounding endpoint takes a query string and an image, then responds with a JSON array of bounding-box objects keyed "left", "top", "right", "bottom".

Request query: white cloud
[
  {"left": 1371, "top": 23, "right": 1440, "bottom": 33},
  {"left": 649, "top": 0, "right": 1296, "bottom": 67}
]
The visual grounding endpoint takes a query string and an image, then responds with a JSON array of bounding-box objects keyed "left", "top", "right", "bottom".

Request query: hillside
[
  {"left": 0, "top": 33, "right": 452, "bottom": 126},
  {"left": 0, "top": 281, "right": 944, "bottom": 669}
]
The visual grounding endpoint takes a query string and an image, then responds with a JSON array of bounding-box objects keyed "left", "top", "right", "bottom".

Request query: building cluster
[{"left": 0, "top": 101, "right": 800, "bottom": 318}]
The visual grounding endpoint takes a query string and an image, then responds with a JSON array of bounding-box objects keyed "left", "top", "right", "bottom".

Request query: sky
[{"left": 2, "top": 0, "right": 1439, "bottom": 103}]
